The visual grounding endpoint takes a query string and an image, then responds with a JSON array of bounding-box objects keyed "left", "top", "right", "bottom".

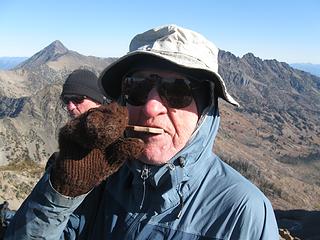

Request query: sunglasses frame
[
  {"left": 121, "top": 73, "right": 201, "bottom": 109},
  {"left": 61, "top": 95, "right": 87, "bottom": 105}
]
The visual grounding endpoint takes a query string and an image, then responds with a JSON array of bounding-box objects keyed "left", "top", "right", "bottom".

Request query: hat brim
[{"left": 98, "top": 50, "right": 239, "bottom": 106}]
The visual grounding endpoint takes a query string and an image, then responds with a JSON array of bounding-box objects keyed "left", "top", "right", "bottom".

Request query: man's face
[
  {"left": 62, "top": 95, "right": 101, "bottom": 118},
  {"left": 125, "top": 70, "right": 199, "bottom": 165}
]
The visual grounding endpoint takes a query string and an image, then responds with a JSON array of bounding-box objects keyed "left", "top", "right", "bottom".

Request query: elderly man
[{"left": 4, "top": 25, "right": 278, "bottom": 239}]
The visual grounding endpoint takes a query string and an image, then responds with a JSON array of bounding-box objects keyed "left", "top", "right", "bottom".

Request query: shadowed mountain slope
[{"left": 215, "top": 50, "right": 320, "bottom": 210}]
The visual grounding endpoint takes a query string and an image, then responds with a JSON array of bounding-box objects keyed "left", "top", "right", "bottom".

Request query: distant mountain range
[
  {"left": 290, "top": 63, "right": 320, "bottom": 77},
  {"left": 0, "top": 57, "right": 28, "bottom": 70},
  {"left": 2, "top": 56, "right": 320, "bottom": 78},
  {"left": 0, "top": 40, "right": 319, "bottom": 212}
]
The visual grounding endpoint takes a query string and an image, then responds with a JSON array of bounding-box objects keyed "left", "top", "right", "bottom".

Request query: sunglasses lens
[
  {"left": 62, "top": 96, "right": 85, "bottom": 105},
  {"left": 122, "top": 76, "right": 195, "bottom": 109},
  {"left": 159, "top": 78, "right": 193, "bottom": 108},
  {"left": 73, "top": 96, "right": 85, "bottom": 104},
  {"left": 122, "top": 77, "right": 153, "bottom": 106}
]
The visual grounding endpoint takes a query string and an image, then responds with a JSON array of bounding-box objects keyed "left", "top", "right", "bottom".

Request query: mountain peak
[
  {"left": 44, "top": 40, "right": 69, "bottom": 55},
  {"left": 242, "top": 52, "right": 261, "bottom": 62},
  {"left": 15, "top": 40, "right": 69, "bottom": 69}
]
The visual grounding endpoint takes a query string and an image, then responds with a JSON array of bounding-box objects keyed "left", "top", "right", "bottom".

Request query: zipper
[
  {"left": 139, "top": 165, "right": 150, "bottom": 210},
  {"left": 124, "top": 165, "right": 149, "bottom": 238}
]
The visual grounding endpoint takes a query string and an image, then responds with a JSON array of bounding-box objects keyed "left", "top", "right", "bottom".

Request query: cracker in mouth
[{"left": 126, "top": 125, "right": 164, "bottom": 134}]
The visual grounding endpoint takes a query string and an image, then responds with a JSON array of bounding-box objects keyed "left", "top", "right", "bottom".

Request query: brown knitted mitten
[{"left": 50, "top": 102, "right": 144, "bottom": 197}]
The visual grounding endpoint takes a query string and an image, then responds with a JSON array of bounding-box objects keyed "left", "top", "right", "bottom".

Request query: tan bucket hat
[{"left": 99, "top": 24, "right": 239, "bottom": 107}]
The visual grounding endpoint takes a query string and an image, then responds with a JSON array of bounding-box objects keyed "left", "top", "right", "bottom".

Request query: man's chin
[{"left": 138, "top": 153, "right": 169, "bottom": 166}]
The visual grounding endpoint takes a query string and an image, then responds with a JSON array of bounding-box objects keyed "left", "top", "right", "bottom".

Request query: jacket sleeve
[
  {"left": 4, "top": 171, "right": 87, "bottom": 240},
  {"left": 230, "top": 192, "right": 279, "bottom": 240},
  {"left": 257, "top": 199, "right": 279, "bottom": 240}
]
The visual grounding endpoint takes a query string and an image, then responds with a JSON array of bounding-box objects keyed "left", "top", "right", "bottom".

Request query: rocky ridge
[{"left": 215, "top": 51, "right": 320, "bottom": 211}]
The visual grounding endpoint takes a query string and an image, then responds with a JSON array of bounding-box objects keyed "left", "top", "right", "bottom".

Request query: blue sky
[{"left": 0, "top": 0, "right": 319, "bottom": 64}]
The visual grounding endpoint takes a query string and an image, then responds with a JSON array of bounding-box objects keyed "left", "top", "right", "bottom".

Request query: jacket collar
[{"left": 126, "top": 105, "right": 220, "bottom": 192}]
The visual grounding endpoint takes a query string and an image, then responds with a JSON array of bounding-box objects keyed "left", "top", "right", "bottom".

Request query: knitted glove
[{"left": 50, "top": 102, "right": 144, "bottom": 197}]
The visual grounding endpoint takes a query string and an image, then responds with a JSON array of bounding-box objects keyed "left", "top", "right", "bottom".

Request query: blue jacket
[{"left": 5, "top": 106, "right": 279, "bottom": 239}]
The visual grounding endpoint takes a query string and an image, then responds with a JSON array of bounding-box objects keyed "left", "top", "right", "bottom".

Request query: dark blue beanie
[{"left": 61, "top": 69, "right": 108, "bottom": 104}]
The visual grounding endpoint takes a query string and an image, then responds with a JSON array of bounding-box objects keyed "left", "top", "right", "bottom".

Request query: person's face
[
  {"left": 62, "top": 95, "right": 101, "bottom": 118},
  {"left": 125, "top": 70, "right": 199, "bottom": 165}
]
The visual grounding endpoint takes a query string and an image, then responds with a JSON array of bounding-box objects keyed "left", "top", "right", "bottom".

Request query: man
[
  {"left": 44, "top": 69, "right": 110, "bottom": 171},
  {"left": 60, "top": 69, "right": 109, "bottom": 118},
  {"left": 2, "top": 69, "right": 111, "bottom": 239},
  {"left": 4, "top": 25, "right": 279, "bottom": 239}
]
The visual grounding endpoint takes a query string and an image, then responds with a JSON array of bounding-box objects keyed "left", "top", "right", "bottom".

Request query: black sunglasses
[
  {"left": 61, "top": 95, "right": 87, "bottom": 105},
  {"left": 122, "top": 74, "right": 200, "bottom": 109}
]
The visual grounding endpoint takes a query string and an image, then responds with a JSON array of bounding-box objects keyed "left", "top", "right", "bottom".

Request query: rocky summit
[{"left": 0, "top": 42, "right": 319, "bottom": 218}]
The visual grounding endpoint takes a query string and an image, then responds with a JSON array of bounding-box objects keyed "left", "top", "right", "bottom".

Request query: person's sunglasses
[
  {"left": 61, "top": 95, "right": 87, "bottom": 105},
  {"left": 122, "top": 74, "right": 201, "bottom": 109}
]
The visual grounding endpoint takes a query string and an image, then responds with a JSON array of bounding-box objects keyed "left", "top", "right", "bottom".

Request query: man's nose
[
  {"left": 66, "top": 101, "right": 76, "bottom": 110},
  {"left": 142, "top": 88, "right": 167, "bottom": 117}
]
